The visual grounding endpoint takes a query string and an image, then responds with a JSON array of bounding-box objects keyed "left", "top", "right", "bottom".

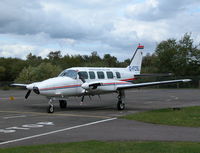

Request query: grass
[
  {"left": 121, "top": 106, "right": 200, "bottom": 127},
  {"left": 0, "top": 141, "right": 200, "bottom": 153}
]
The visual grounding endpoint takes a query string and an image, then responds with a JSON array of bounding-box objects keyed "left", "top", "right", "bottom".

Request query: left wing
[
  {"left": 10, "top": 83, "right": 28, "bottom": 88},
  {"left": 117, "top": 79, "right": 191, "bottom": 90}
]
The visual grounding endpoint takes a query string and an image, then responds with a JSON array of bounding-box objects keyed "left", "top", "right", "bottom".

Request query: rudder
[{"left": 127, "top": 44, "right": 144, "bottom": 75}]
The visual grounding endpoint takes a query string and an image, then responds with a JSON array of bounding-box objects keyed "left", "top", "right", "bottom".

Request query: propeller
[
  {"left": 25, "top": 90, "right": 31, "bottom": 99},
  {"left": 81, "top": 95, "right": 85, "bottom": 102},
  {"left": 78, "top": 75, "right": 86, "bottom": 83},
  {"left": 33, "top": 87, "right": 40, "bottom": 94},
  {"left": 78, "top": 72, "right": 86, "bottom": 102},
  {"left": 25, "top": 86, "right": 40, "bottom": 99}
]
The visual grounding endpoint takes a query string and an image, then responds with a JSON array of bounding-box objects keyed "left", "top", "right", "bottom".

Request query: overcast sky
[{"left": 0, "top": 0, "right": 200, "bottom": 60}]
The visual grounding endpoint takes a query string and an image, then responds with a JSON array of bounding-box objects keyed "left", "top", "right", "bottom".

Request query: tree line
[{"left": 0, "top": 33, "right": 199, "bottom": 84}]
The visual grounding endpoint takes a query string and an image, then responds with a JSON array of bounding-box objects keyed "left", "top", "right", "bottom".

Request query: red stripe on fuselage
[
  {"left": 120, "top": 78, "right": 136, "bottom": 81},
  {"left": 40, "top": 84, "right": 81, "bottom": 91}
]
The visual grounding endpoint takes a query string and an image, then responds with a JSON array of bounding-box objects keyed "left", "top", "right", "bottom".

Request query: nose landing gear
[
  {"left": 47, "top": 99, "right": 54, "bottom": 113},
  {"left": 47, "top": 99, "right": 68, "bottom": 113}
]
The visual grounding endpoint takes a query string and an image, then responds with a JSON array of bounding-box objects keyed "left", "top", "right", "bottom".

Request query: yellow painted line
[{"left": 0, "top": 110, "right": 110, "bottom": 119}]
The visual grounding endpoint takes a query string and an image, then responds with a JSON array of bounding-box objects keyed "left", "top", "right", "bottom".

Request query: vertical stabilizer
[{"left": 127, "top": 44, "right": 144, "bottom": 75}]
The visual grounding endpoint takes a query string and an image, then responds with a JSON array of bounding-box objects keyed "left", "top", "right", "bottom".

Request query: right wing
[{"left": 117, "top": 79, "right": 191, "bottom": 90}]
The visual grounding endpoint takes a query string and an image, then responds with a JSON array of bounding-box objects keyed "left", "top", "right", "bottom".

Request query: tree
[
  {"left": 103, "top": 54, "right": 118, "bottom": 67},
  {"left": 0, "top": 66, "right": 6, "bottom": 81},
  {"left": 155, "top": 33, "right": 200, "bottom": 76},
  {"left": 141, "top": 53, "right": 158, "bottom": 73},
  {"left": 15, "top": 63, "right": 62, "bottom": 83},
  {"left": 155, "top": 39, "right": 177, "bottom": 73},
  {"left": 26, "top": 53, "right": 42, "bottom": 67},
  {"left": 47, "top": 51, "right": 62, "bottom": 60}
]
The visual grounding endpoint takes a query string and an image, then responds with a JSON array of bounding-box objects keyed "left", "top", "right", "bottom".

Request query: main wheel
[
  {"left": 117, "top": 100, "right": 125, "bottom": 110},
  {"left": 59, "top": 100, "right": 67, "bottom": 109},
  {"left": 48, "top": 105, "right": 54, "bottom": 113}
]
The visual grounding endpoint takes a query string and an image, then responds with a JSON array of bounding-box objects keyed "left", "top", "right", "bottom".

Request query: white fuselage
[{"left": 30, "top": 67, "right": 136, "bottom": 98}]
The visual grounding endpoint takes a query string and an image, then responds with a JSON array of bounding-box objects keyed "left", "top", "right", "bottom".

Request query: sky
[{"left": 0, "top": 0, "right": 200, "bottom": 61}]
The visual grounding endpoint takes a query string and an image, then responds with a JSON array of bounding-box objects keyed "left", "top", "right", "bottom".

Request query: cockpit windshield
[{"left": 58, "top": 69, "right": 77, "bottom": 79}]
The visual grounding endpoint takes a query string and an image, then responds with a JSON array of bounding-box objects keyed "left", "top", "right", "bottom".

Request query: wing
[
  {"left": 11, "top": 83, "right": 28, "bottom": 87},
  {"left": 10, "top": 83, "right": 28, "bottom": 89},
  {"left": 117, "top": 79, "right": 191, "bottom": 90}
]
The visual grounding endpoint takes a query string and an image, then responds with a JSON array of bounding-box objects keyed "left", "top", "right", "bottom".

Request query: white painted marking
[
  {"left": 0, "top": 118, "right": 117, "bottom": 146},
  {"left": 3, "top": 115, "right": 26, "bottom": 119},
  {"left": 22, "top": 124, "right": 44, "bottom": 128},
  {"left": 0, "top": 122, "right": 54, "bottom": 134}
]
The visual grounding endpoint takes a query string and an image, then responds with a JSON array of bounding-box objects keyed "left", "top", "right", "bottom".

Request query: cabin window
[
  {"left": 97, "top": 71, "right": 105, "bottom": 79},
  {"left": 78, "top": 71, "right": 88, "bottom": 79},
  {"left": 116, "top": 72, "right": 121, "bottom": 78},
  {"left": 106, "top": 71, "right": 113, "bottom": 79},
  {"left": 89, "top": 71, "right": 95, "bottom": 79}
]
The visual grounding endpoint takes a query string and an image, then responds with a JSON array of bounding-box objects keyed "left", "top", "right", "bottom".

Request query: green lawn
[
  {"left": 121, "top": 106, "right": 200, "bottom": 127},
  {"left": 1, "top": 141, "right": 200, "bottom": 153}
]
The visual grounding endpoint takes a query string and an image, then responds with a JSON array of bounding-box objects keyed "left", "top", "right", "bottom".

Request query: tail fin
[{"left": 127, "top": 44, "right": 144, "bottom": 75}]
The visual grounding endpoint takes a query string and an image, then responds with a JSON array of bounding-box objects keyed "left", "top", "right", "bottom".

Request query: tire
[
  {"left": 47, "top": 105, "right": 54, "bottom": 113},
  {"left": 59, "top": 100, "right": 67, "bottom": 109},
  {"left": 117, "top": 100, "right": 125, "bottom": 110}
]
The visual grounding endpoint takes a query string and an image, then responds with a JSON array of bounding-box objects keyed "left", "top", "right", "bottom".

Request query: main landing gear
[
  {"left": 59, "top": 100, "right": 67, "bottom": 109},
  {"left": 47, "top": 99, "right": 67, "bottom": 113},
  {"left": 117, "top": 90, "right": 125, "bottom": 110}
]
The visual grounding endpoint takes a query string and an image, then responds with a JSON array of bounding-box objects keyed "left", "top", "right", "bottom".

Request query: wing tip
[{"left": 182, "top": 79, "right": 192, "bottom": 82}]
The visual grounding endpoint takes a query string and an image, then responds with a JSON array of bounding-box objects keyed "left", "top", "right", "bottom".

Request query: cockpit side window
[{"left": 58, "top": 70, "right": 77, "bottom": 79}]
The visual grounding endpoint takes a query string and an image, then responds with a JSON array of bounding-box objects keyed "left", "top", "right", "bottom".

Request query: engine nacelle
[
  {"left": 81, "top": 82, "right": 101, "bottom": 90},
  {"left": 81, "top": 83, "right": 90, "bottom": 90}
]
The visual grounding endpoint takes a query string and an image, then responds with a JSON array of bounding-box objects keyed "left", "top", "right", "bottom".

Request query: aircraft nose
[
  {"left": 26, "top": 84, "right": 34, "bottom": 90},
  {"left": 33, "top": 87, "right": 40, "bottom": 94}
]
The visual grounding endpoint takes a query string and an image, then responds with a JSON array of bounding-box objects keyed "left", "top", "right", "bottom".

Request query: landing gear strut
[
  {"left": 117, "top": 90, "right": 125, "bottom": 110},
  {"left": 47, "top": 99, "right": 54, "bottom": 113},
  {"left": 59, "top": 100, "right": 67, "bottom": 109}
]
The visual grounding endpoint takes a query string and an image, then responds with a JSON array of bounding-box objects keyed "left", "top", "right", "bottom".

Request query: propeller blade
[
  {"left": 78, "top": 72, "right": 86, "bottom": 83},
  {"left": 25, "top": 90, "right": 31, "bottom": 99},
  {"left": 81, "top": 95, "right": 85, "bottom": 102}
]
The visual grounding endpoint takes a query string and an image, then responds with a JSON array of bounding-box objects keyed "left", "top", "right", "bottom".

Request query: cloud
[
  {"left": 0, "top": 0, "right": 114, "bottom": 41},
  {"left": 0, "top": 44, "right": 36, "bottom": 59},
  {"left": 0, "top": 0, "right": 199, "bottom": 61},
  {"left": 126, "top": 0, "right": 200, "bottom": 21}
]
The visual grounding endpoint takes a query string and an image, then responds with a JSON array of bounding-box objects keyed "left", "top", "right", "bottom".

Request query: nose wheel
[
  {"left": 48, "top": 105, "right": 54, "bottom": 113},
  {"left": 47, "top": 99, "right": 54, "bottom": 113}
]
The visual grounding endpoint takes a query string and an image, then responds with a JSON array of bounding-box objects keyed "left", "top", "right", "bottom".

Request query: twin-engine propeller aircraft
[{"left": 12, "top": 45, "right": 191, "bottom": 113}]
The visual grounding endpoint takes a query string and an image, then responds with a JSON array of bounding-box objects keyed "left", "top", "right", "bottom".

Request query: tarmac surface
[{"left": 0, "top": 89, "right": 200, "bottom": 148}]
